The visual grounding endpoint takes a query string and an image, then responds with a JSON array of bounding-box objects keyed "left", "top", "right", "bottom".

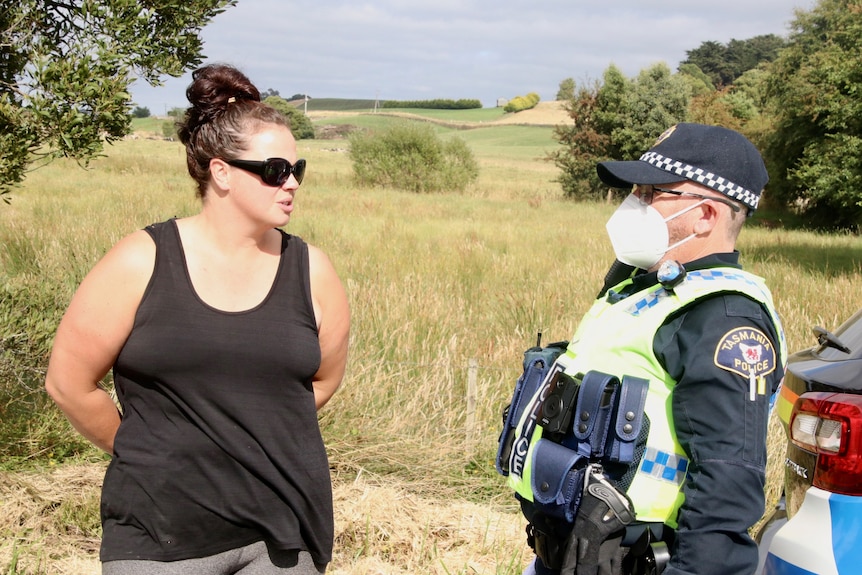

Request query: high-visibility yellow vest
[{"left": 508, "top": 267, "right": 787, "bottom": 527}]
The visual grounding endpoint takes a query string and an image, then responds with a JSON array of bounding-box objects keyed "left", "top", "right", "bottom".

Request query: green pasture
[
  {"left": 377, "top": 107, "right": 508, "bottom": 122},
  {"left": 298, "top": 97, "right": 506, "bottom": 121},
  {"left": 130, "top": 115, "right": 172, "bottom": 133}
]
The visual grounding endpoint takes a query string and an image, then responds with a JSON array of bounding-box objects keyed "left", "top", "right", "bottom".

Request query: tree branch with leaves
[{"left": 0, "top": 0, "right": 236, "bottom": 202}]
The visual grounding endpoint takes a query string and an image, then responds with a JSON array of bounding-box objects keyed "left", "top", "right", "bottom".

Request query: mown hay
[
  {"left": 0, "top": 463, "right": 529, "bottom": 575},
  {"left": 330, "top": 471, "right": 527, "bottom": 575},
  {"left": 0, "top": 464, "right": 104, "bottom": 574}
]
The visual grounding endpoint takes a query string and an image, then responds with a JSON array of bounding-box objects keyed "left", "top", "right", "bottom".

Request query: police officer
[{"left": 508, "top": 123, "right": 787, "bottom": 575}]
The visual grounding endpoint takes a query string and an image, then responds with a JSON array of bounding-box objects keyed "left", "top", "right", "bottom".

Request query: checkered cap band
[{"left": 640, "top": 151, "right": 760, "bottom": 210}]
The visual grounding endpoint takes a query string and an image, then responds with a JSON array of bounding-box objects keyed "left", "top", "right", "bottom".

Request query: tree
[
  {"left": 550, "top": 79, "right": 611, "bottom": 200},
  {"left": 0, "top": 0, "right": 236, "bottom": 201},
  {"left": 556, "top": 78, "right": 575, "bottom": 101},
  {"left": 607, "top": 63, "right": 691, "bottom": 162},
  {"left": 263, "top": 96, "right": 315, "bottom": 140},
  {"left": 683, "top": 41, "right": 732, "bottom": 87},
  {"left": 593, "top": 65, "right": 632, "bottom": 161},
  {"left": 686, "top": 64, "right": 773, "bottom": 146},
  {"left": 683, "top": 35, "right": 786, "bottom": 88},
  {"left": 763, "top": 0, "right": 862, "bottom": 231},
  {"left": 728, "top": 66, "right": 776, "bottom": 144},
  {"left": 132, "top": 106, "right": 151, "bottom": 119},
  {"left": 688, "top": 88, "right": 745, "bottom": 133},
  {"left": 726, "top": 35, "right": 786, "bottom": 78},
  {"left": 260, "top": 88, "right": 281, "bottom": 99},
  {"left": 551, "top": 64, "right": 690, "bottom": 202},
  {"left": 732, "top": 66, "right": 771, "bottom": 111},
  {"left": 677, "top": 63, "right": 715, "bottom": 97}
]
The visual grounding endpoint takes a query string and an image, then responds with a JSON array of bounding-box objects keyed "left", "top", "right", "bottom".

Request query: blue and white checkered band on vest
[{"left": 639, "top": 151, "right": 760, "bottom": 211}]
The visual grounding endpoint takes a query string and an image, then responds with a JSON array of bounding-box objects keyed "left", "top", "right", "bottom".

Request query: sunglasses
[
  {"left": 226, "top": 157, "right": 306, "bottom": 186},
  {"left": 639, "top": 185, "right": 741, "bottom": 213}
]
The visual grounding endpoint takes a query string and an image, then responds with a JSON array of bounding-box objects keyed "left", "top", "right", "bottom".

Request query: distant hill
[
  {"left": 288, "top": 98, "right": 378, "bottom": 112},
  {"left": 303, "top": 100, "right": 569, "bottom": 128}
]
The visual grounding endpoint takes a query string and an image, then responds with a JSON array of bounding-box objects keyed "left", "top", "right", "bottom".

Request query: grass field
[{"left": 2, "top": 107, "right": 861, "bottom": 574}]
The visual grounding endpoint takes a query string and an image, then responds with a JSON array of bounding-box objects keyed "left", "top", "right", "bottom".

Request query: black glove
[{"left": 561, "top": 469, "right": 635, "bottom": 575}]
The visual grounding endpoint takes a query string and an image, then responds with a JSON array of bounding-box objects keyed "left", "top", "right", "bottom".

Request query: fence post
[{"left": 466, "top": 358, "right": 478, "bottom": 457}]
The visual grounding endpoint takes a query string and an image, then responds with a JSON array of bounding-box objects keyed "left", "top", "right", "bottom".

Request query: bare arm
[
  {"left": 307, "top": 244, "right": 350, "bottom": 410},
  {"left": 45, "top": 230, "right": 156, "bottom": 453}
]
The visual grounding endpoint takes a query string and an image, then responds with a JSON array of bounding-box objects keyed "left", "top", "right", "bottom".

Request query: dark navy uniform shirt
[{"left": 616, "top": 252, "right": 784, "bottom": 575}]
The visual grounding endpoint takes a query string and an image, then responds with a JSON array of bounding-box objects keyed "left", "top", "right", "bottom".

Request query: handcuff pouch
[
  {"left": 605, "top": 375, "right": 649, "bottom": 464},
  {"left": 530, "top": 438, "right": 587, "bottom": 523},
  {"left": 571, "top": 371, "right": 620, "bottom": 459}
]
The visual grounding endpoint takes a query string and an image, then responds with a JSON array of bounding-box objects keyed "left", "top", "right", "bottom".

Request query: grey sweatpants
[{"left": 102, "top": 541, "right": 325, "bottom": 575}]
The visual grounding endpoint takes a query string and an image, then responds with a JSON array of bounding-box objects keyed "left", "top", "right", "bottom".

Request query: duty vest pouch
[
  {"left": 546, "top": 371, "right": 648, "bottom": 468},
  {"left": 530, "top": 439, "right": 587, "bottom": 523},
  {"left": 524, "top": 371, "right": 647, "bottom": 522},
  {"left": 568, "top": 371, "right": 621, "bottom": 458},
  {"left": 606, "top": 375, "right": 649, "bottom": 465},
  {"left": 496, "top": 340, "right": 568, "bottom": 475},
  {"left": 498, "top": 335, "right": 652, "bottom": 525}
]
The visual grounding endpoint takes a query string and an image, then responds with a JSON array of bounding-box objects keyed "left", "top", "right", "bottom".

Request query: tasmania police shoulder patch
[{"left": 714, "top": 327, "right": 777, "bottom": 378}]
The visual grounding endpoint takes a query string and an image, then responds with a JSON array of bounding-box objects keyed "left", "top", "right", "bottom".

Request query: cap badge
[{"left": 653, "top": 125, "right": 677, "bottom": 146}]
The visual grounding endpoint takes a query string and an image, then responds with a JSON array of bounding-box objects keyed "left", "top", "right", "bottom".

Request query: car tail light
[{"left": 789, "top": 391, "right": 862, "bottom": 495}]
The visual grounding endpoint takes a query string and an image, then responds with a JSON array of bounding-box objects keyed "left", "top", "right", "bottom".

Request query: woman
[{"left": 45, "top": 63, "right": 350, "bottom": 574}]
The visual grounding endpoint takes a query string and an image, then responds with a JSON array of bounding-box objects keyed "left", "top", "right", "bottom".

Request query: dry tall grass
[{"left": 2, "top": 117, "right": 860, "bottom": 574}]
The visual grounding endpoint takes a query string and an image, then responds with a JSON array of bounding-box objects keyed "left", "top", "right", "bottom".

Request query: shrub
[
  {"left": 263, "top": 96, "right": 315, "bottom": 140},
  {"left": 504, "top": 92, "right": 540, "bottom": 113},
  {"left": 161, "top": 119, "right": 177, "bottom": 140},
  {"left": 347, "top": 123, "right": 479, "bottom": 193}
]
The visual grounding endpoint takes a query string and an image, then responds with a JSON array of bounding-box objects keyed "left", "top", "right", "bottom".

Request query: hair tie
[{"left": 227, "top": 96, "right": 236, "bottom": 103}]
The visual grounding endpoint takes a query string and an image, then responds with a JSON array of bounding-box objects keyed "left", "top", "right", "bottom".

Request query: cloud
[{"left": 130, "top": 0, "right": 816, "bottom": 113}]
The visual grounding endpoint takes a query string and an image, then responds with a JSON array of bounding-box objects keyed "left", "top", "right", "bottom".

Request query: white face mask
[{"left": 605, "top": 193, "right": 705, "bottom": 270}]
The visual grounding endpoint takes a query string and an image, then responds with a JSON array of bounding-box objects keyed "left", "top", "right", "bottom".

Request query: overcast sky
[{"left": 130, "top": 0, "right": 817, "bottom": 115}]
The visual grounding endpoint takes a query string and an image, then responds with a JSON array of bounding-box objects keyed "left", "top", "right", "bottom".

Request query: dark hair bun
[{"left": 181, "top": 64, "right": 261, "bottom": 135}]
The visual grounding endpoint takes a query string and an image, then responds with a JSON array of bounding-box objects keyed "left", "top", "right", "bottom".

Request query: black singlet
[{"left": 100, "top": 220, "right": 332, "bottom": 567}]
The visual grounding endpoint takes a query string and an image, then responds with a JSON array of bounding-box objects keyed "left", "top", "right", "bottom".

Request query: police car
[{"left": 760, "top": 308, "right": 862, "bottom": 575}]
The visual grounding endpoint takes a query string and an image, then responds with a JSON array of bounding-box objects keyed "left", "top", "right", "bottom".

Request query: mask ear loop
[
  {"left": 661, "top": 198, "right": 707, "bottom": 224},
  {"left": 631, "top": 184, "right": 648, "bottom": 206},
  {"left": 660, "top": 198, "right": 708, "bottom": 253}
]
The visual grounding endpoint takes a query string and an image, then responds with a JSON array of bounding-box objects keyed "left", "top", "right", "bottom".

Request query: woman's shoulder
[
  {"left": 304, "top": 241, "right": 332, "bottom": 271},
  {"left": 66, "top": 227, "right": 157, "bottom": 325},
  {"left": 96, "top": 227, "right": 158, "bottom": 280}
]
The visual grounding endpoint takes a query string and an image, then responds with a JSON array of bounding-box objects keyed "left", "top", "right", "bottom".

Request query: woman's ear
[{"left": 209, "top": 158, "right": 232, "bottom": 192}]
